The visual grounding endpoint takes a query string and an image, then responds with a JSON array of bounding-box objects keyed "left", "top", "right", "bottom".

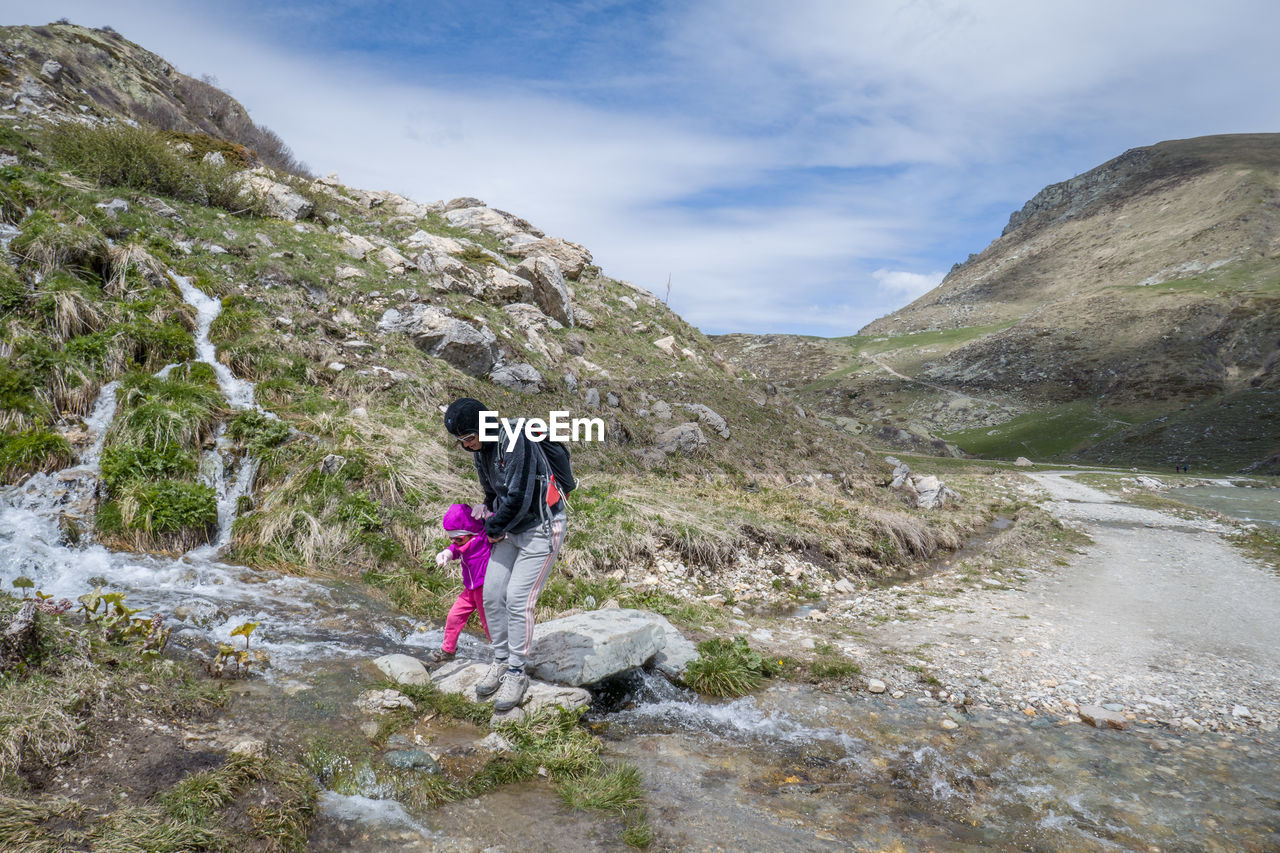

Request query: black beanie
[{"left": 444, "top": 397, "right": 487, "bottom": 437}]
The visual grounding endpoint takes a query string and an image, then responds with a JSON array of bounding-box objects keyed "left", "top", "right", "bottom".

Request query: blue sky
[{"left": 5, "top": 1, "right": 1280, "bottom": 335}]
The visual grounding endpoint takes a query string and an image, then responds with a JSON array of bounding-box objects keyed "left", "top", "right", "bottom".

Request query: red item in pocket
[{"left": 546, "top": 473, "right": 561, "bottom": 506}]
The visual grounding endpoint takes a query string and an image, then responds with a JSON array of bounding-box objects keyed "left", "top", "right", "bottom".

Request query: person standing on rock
[{"left": 444, "top": 397, "right": 567, "bottom": 712}]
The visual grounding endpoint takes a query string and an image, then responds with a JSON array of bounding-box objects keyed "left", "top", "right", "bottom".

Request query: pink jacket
[{"left": 442, "top": 503, "right": 490, "bottom": 590}]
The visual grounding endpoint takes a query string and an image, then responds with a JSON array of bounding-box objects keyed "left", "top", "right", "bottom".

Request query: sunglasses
[
  {"left": 450, "top": 533, "right": 473, "bottom": 543},
  {"left": 455, "top": 433, "right": 478, "bottom": 444}
]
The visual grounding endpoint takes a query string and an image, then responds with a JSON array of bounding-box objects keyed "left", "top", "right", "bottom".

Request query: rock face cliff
[{"left": 724, "top": 135, "right": 1280, "bottom": 472}]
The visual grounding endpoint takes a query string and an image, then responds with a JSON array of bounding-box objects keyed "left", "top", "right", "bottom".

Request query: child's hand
[
  {"left": 434, "top": 548, "right": 452, "bottom": 567},
  {"left": 470, "top": 504, "right": 492, "bottom": 520}
]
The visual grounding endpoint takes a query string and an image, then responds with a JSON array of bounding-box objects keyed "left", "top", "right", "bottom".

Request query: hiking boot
[
  {"left": 475, "top": 659, "right": 508, "bottom": 697},
  {"left": 428, "top": 648, "right": 455, "bottom": 666},
  {"left": 492, "top": 669, "right": 529, "bottom": 712}
]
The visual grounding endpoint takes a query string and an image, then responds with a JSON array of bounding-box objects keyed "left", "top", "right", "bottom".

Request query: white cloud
[
  {"left": 7, "top": 0, "right": 1280, "bottom": 337},
  {"left": 872, "top": 268, "right": 945, "bottom": 302}
]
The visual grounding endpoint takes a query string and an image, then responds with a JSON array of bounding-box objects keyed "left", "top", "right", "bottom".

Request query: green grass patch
[
  {"left": 940, "top": 401, "right": 1156, "bottom": 460},
  {"left": 682, "top": 635, "right": 778, "bottom": 698},
  {"left": 0, "top": 427, "right": 73, "bottom": 482}
]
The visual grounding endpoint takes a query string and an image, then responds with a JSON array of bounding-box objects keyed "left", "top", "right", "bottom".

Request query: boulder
[
  {"left": 373, "top": 653, "right": 431, "bottom": 686},
  {"left": 40, "top": 60, "right": 63, "bottom": 82},
  {"left": 651, "top": 400, "right": 672, "bottom": 421},
  {"left": 378, "top": 305, "right": 499, "bottom": 376},
  {"left": 514, "top": 257, "right": 574, "bottom": 326},
  {"left": 912, "top": 474, "right": 958, "bottom": 509},
  {"left": 339, "top": 234, "right": 375, "bottom": 259},
  {"left": 505, "top": 237, "right": 593, "bottom": 279},
  {"left": 444, "top": 205, "right": 544, "bottom": 240},
  {"left": 584, "top": 388, "right": 601, "bottom": 409},
  {"left": 1014, "top": 457, "right": 1034, "bottom": 467},
  {"left": 655, "top": 422, "right": 708, "bottom": 455},
  {"left": 376, "top": 246, "right": 413, "bottom": 272},
  {"left": 404, "top": 230, "right": 467, "bottom": 254},
  {"left": 479, "top": 265, "right": 535, "bottom": 303},
  {"left": 681, "top": 403, "right": 729, "bottom": 439},
  {"left": 430, "top": 659, "right": 591, "bottom": 714},
  {"left": 653, "top": 336, "right": 677, "bottom": 356},
  {"left": 526, "top": 609, "right": 667, "bottom": 686},
  {"left": 234, "top": 170, "right": 314, "bottom": 221},
  {"left": 502, "top": 302, "right": 560, "bottom": 332},
  {"left": 646, "top": 613, "right": 699, "bottom": 679},
  {"left": 95, "top": 198, "right": 129, "bottom": 217},
  {"left": 411, "top": 250, "right": 467, "bottom": 279},
  {"left": 489, "top": 363, "right": 544, "bottom": 393}
]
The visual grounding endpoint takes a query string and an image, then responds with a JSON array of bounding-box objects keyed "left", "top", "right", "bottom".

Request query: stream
[{"left": 2, "top": 278, "right": 1278, "bottom": 850}]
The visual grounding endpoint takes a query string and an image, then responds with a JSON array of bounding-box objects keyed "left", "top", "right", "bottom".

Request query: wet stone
[{"left": 383, "top": 749, "right": 441, "bottom": 773}]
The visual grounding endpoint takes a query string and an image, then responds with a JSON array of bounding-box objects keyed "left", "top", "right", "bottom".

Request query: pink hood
[{"left": 442, "top": 503, "right": 486, "bottom": 536}]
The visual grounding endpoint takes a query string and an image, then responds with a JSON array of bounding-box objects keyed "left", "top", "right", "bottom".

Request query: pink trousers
[{"left": 441, "top": 587, "right": 489, "bottom": 653}]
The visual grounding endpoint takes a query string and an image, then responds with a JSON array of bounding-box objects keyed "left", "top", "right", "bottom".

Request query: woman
[{"left": 443, "top": 397, "right": 567, "bottom": 712}]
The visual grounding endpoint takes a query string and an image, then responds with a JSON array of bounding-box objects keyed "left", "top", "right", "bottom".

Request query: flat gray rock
[
  {"left": 526, "top": 608, "right": 667, "bottom": 686},
  {"left": 430, "top": 660, "right": 591, "bottom": 715}
]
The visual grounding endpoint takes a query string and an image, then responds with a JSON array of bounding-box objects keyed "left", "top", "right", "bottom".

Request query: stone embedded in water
[
  {"left": 355, "top": 688, "right": 415, "bottom": 714},
  {"left": 941, "top": 719, "right": 959, "bottom": 730},
  {"left": 527, "top": 609, "right": 668, "bottom": 686},
  {"left": 383, "top": 749, "right": 440, "bottom": 773},
  {"left": 430, "top": 660, "right": 591, "bottom": 714},
  {"left": 1078, "top": 704, "right": 1130, "bottom": 730},
  {"left": 373, "top": 653, "right": 431, "bottom": 686},
  {"left": 1102, "top": 702, "right": 1125, "bottom": 712}
]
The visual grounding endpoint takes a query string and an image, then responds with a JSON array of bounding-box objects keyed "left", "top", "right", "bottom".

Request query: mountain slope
[
  {"left": 722, "top": 135, "right": 1280, "bottom": 472},
  {"left": 0, "top": 22, "right": 1009, "bottom": 607}
]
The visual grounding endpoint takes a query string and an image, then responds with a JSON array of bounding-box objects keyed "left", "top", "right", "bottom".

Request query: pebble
[
  {"left": 867, "top": 679, "right": 886, "bottom": 694},
  {"left": 940, "top": 719, "right": 959, "bottom": 730}
]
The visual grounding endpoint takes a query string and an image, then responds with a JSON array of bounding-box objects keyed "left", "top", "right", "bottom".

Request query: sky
[{"left": 4, "top": 1, "right": 1279, "bottom": 335}]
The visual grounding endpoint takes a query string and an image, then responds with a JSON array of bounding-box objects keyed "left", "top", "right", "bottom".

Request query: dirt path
[{"left": 844, "top": 471, "right": 1280, "bottom": 733}]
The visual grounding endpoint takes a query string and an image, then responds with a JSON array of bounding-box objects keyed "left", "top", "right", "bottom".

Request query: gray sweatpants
[{"left": 483, "top": 511, "right": 566, "bottom": 668}]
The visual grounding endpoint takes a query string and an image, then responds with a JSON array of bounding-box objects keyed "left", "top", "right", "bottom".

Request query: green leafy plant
[{"left": 682, "top": 635, "right": 777, "bottom": 698}]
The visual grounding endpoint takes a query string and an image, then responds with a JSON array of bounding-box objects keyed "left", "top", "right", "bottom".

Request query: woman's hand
[{"left": 434, "top": 548, "right": 452, "bottom": 567}]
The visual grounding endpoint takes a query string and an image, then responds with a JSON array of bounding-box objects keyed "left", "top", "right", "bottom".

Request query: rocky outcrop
[
  {"left": 377, "top": 305, "right": 499, "bottom": 376},
  {"left": 234, "top": 170, "right": 314, "bottom": 221},
  {"left": 444, "top": 204, "right": 544, "bottom": 242},
  {"left": 514, "top": 257, "right": 574, "bottom": 326},
  {"left": 505, "top": 237, "right": 593, "bottom": 279}
]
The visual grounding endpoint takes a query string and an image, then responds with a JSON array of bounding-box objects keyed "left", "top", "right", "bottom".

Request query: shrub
[
  {"left": 0, "top": 428, "right": 74, "bottom": 482},
  {"left": 0, "top": 363, "right": 49, "bottom": 429},
  {"left": 47, "top": 123, "right": 196, "bottom": 200}
]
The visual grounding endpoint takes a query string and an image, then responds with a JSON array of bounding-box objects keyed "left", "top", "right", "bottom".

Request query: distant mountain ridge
[{"left": 722, "top": 134, "right": 1280, "bottom": 472}]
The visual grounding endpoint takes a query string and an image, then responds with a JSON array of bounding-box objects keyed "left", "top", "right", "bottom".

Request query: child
[{"left": 428, "top": 503, "right": 491, "bottom": 664}]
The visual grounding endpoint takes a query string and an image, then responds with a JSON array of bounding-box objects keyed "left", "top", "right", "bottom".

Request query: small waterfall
[
  {"left": 170, "top": 272, "right": 257, "bottom": 410},
  {"left": 81, "top": 379, "right": 120, "bottom": 470}
]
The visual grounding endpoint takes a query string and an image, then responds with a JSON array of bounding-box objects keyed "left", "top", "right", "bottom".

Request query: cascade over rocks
[{"left": 377, "top": 305, "right": 499, "bottom": 376}]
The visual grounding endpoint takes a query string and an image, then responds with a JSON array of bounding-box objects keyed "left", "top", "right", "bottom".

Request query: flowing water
[
  {"left": 1168, "top": 485, "right": 1280, "bottom": 531},
  {"left": 3, "top": 278, "right": 1279, "bottom": 849}
]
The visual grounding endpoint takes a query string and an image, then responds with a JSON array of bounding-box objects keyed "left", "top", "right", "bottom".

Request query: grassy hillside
[{"left": 0, "top": 115, "right": 1010, "bottom": 629}]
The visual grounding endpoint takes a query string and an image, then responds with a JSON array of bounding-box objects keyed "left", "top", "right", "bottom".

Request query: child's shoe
[{"left": 428, "top": 648, "right": 455, "bottom": 665}]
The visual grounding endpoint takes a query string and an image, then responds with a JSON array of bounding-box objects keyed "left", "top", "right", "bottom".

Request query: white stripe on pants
[{"left": 482, "top": 512, "right": 566, "bottom": 668}]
